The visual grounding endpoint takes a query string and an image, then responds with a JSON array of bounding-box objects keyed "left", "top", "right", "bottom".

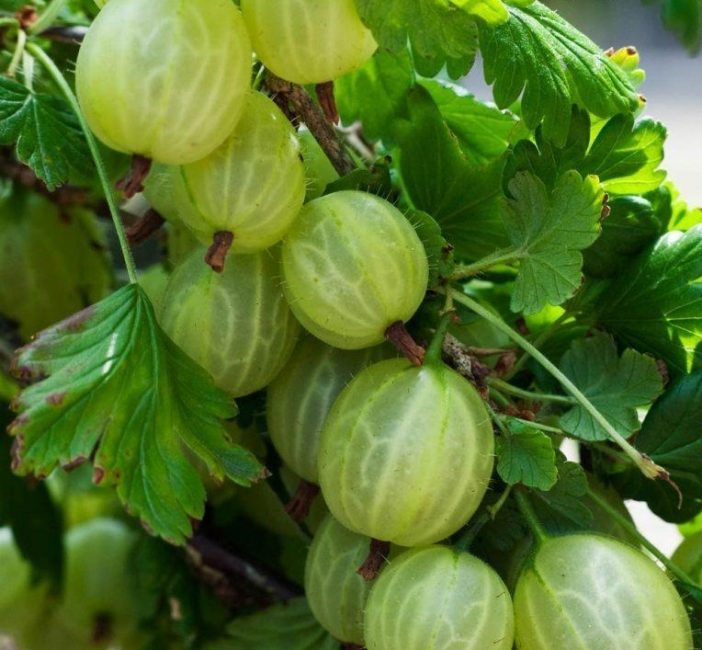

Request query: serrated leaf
[
  {"left": 0, "top": 403, "right": 63, "bottom": 586},
  {"left": 597, "top": 227, "right": 702, "bottom": 376},
  {"left": 449, "top": 0, "right": 510, "bottom": 24},
  {"left": 420, "top": 80, "right": 527, "bottom": 168},
  {"left": 336, "top": 48, "right": 414, "bottom": 143},
  {"left": 531, "top": 456, "right": 593, "bottom": 534},
  {"left": 502, "top": 171, "right": 603, "bottom": 314},
  {"left": 221, "top": 598, "right": 338, "bottom": 650},
  {"left": 559, "top": 332, "right": 663, "bottom": 441},
  {"left": 396, "top": 86, "right": 509, "bottom": 261},
  {"left": 582, "top": 114, "right": 667, "bottom": 195},
  {"left": 496, "top": 418, "right": 557, "bottom": 490},
  {"left": 0, "top": 76, "right": 92, "bottom": 191},
  {"left": 583, "top": 195, "right": 663, "bottom": 279},
  {"left": 610, "top": 372, "right": 702, "bottom": 522},
  {"left": 479, "top": 1, "right": 639, "bottom": 145},
  {"left": 507, "top": 108, "right": 667, "bottom": 197},
  {"left": 9, "top": 285, "right": 265, "bottom": 544},
  {"left": 355, "top": 0, "right": 479, "bottom": 78}
]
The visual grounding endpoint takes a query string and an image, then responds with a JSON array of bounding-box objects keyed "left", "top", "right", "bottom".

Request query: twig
[
  {"left": 266, "top": 74, "right": 355, "bottom": 176},
  {"left": 38, "top": 24, "right": 87, "bottom": 43},
  {"left": 0, "top": 151, "right": 88, "bottom": 206},
  {"left": 187, "top": 534, "right": 301, "bottom": 604}
]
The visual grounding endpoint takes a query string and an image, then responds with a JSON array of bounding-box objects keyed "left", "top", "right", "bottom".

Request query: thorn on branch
[
  {"left": 385, "top": 322, "right": 425, "bottom": 366},
  {"left": 284, "top": 479, "right": 320, "bottom": 522},
  {"left": 357, "top": 539, "right": 391, "bottom": 581},
  {"left": 205, "top": 231, "right": 234, "bottom": 273},
  {"left": 265, "top": 74, "right": 355, "bottom": 177},
  {"left": 125, "top": 209, "right": 166, "bottom": 246},
  {"left": 116, "top": 155, "right": 152, "bottom": 199}
]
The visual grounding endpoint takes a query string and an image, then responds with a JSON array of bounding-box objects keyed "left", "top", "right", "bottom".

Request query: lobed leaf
[
  {"left": 9, "top": 285, "right": 265, "bottom": 544},
  {"left": 0, "top": 76, "right": 92, "bottom": 190},
  {"left": 559, "top": 332, "right": 664, "bottom": 441},
  {"left": 502, "top": 171, "right": 604, "bottom": 315},
  {"left": 479, "top": 2, "right": 640, "bottom": 145},
  {"left": 496, "top": 418, "right": 557, "bottom": 491},
  {"left": 355, "top": 0, "right": 479, "bottom": 78},
  {"left": 596, "top": 227, "right": 702, "bottom": 376}
]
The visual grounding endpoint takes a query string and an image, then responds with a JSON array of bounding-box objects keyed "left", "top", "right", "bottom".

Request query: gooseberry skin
[
  {"left": 281, "top": 191, "right": 429, "bottom": 350},
  {"left": 267, "top": 337, "right": 391, "bottom": 483},
  {"left": 318, "top": 359, "right": 494, "bottom": 546},
  {"left": 514, "top": 534, "right": 693, "bottom": 650},
  {"left": 160, "top": 248, "right": 300, "bottom": 398},
  {"left": 76, "top": 0, "right": 252, "bottom": 165},
  {"left": 305, "top": 515, "right": 374, "bottom": 644},
  {"left": 364, "top": 546, "right": 515, "bottom": 650},
  {"left": 180, "top": 92, "right": 306, "bottom": 254},
  {"left": 298, "top": 128, "right": 339, "bottom": 200},
  {"left": 241, "top": 0, "right": 377, "bottom": 85}
]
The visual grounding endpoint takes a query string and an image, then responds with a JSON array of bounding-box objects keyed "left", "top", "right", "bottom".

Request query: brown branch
[
  {"left": 37, "top": 25, "right": 88, "bottom": 43},
  {"left": 442, "top": 333, "right": 491, "bottom": 391},
  {"left": 357, "top": 539, "right": 391, "bottom": 581},
  {"left": 266, "top": 74, "right": 355, "bottom": 177},
  {"left": 187, "top": 534, "right": 301, "bottom": 605},
  {"left": 0, "top": 152, "right": 89, "bottom": 206}
]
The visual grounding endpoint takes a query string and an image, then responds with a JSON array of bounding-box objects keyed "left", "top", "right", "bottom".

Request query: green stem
[
  {"left": 587, "top": 488, "right": 698, "bottom": 587},
  {"left": 0, "top": 17, "right": 19, "bottom": 28},
  {"left": 506, "top": 312, "right": 571, "bottom": 380},
  {"left": 449, "top": 249, "right": 520, "bottom": 281},
  {"left": 7, "top": 28, "right": 26, "bottom": 78},
  {"left": 425, "top": 310, "right": 454, "bottom": 363},
  {"left": 505, "top": 417, "right": 563, "bottom": 435},
  {"left": 448, "top": 288, "right": 667, "bottom": 482},
  {"left": 29, "top": 0, "right": 69, "bottom": 34},
  {"left": 454, "top": 485, "right": 514, "bottom": 552},
  {"left": 488, "top": 377, "right": 575, "bottom": 405},
  {"left": 515, "top": 491, "right": 548, "bottom": 544},
  {"left": 489, "top": 388, "right": 511, "bottom": 408},
  {"left": 27, "top": 42, "right": 138, "bottom": 284}
]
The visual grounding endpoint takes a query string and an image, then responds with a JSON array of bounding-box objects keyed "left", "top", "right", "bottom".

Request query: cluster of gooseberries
[{"left": 8, "top": 0, "right": 689, "bottom": 648}]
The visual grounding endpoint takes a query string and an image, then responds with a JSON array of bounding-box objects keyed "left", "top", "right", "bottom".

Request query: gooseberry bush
[{"left": 1, "top": 0, "right": 701, "bottom": 648}]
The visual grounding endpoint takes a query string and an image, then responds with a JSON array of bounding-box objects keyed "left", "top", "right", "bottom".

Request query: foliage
[{"left": 0, "top": 0, "right": 700, "bottom": 647}]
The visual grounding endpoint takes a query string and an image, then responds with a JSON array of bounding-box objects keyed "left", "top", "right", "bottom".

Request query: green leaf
[
  {"left": 502, "top": 171, "right": 604, "bottom": 314},
  {"left": 582, "top": 114, "right": 667, "bottom": 195},
  {"left": 409, "top": 209, "right": 456, "bottom": 285},
  {"left": 597, "top": 227, "right": 702, "bottom": 376},
  {"left": 479, "top": 1, "right": 639, "bottom": 145},
  {"left": 355, "top": 0, "right": 479, "bottom": 78},
  {"left": 531, "top": 456, "right": 593, "bottom": 534},
  {"left": 449, "top": 0, "right": 510, "bottom": 24},
  {"left": 559, "top": 332, "right": 663, "bottom": 442},
  {"left": 420, "top": 80, "right": 527, "bottom": 168},
  {"left": 336, "top": 48, "right": 414, "bottom": 143},
  {"left": 0, "top": 403, "right": 63, "bottom": 586},
  {"left": 583, "top": 196, "right": 663, "bottom": 279},
  {"left": 9, "top": 285, "right": 265, "bottom": 544},
  {"left": 496, "top": 418, "right": 557, "bottom": 490},
  {"left": 220, "top": 598, "right": 338, "bottom": 650},
  {"left": 396, "top": 86, "right": 509, "bottom": 261},
  {"left": 610, "top": 372, "right": 702, "bottom": 522},
  {"left": 647, "top": 0, "right": 702, "bottom": 53},
  {"left": 638, "top": 372, "right": 702, "bottom": 499},
  {"left": 0, "top": 76, "right": 92, "bottom": 191},
  {"left": 506, "top": 108, "right": 667, "bottom": 197}
]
